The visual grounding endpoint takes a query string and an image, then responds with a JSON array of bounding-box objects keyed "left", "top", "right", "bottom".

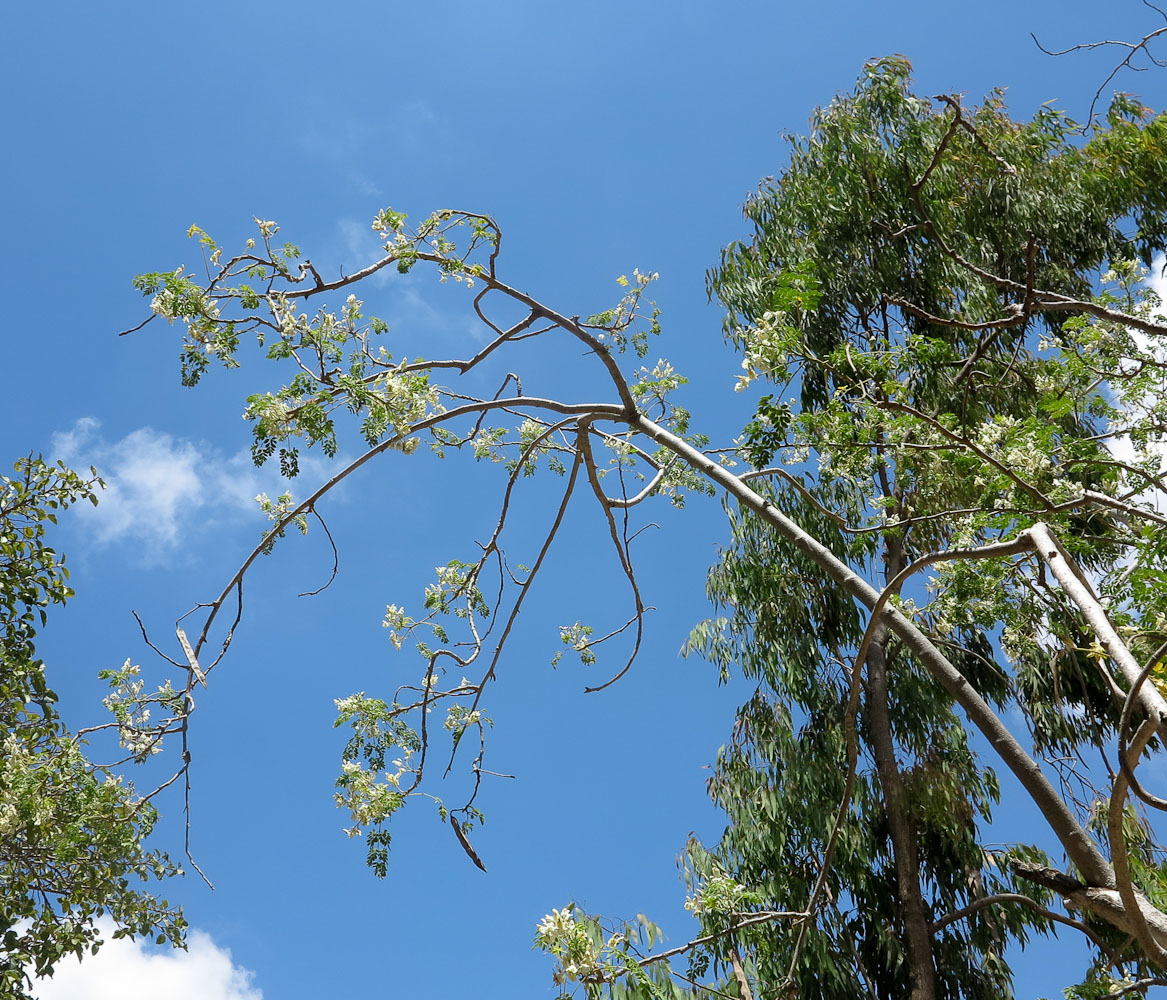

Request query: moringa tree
[
  {"left": 120, "top": 54, "right": 1167, "bottom": 1000},
  {"left": 0, "top": 458, "right": 185, "bottom": 998}
]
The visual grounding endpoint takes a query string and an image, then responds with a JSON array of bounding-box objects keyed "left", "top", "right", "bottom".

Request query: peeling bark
[{"left": 1013, "top": 862, "right": 1167, "bottom": 956}]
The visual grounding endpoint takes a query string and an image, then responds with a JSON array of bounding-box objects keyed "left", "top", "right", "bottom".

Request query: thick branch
[
  {"left": 1025, "top": 521, "right": 1167, "bottom": 732},
  {"left": 1014, "top": 860, "right": 1167, "bottom": 953},
  {"left": 1108, "top": 717, "right": 1167, "bottom": 968},
  {"left": 629, "top": 412, "right": 1114, "bottom": 888}
]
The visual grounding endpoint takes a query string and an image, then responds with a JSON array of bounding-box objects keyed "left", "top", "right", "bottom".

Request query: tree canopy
[
  {"left": 8, "top": 39, "right": 1167, "bottom": 1000},
  {"left": 0, "top": 458, "right": 184, "bottom": 998},
  {"left": 698, "top": 56, "right": 1167, "bottom": 1000}
]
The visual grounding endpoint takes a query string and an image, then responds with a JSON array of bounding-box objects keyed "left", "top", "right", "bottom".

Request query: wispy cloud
[
  {"left": 296, "top": 100, "right": 448, "bottom": 200},
  {"left": 326, "top": 216, "right": 482, "bottom": 345},
  {"left": 334, "top": 216, "right": 397, "bottom": 289},
  {"left": 31, "top": 919, "right": 261, "bottom": 1000},
  {"left": 50, "top": 419, "right": 337, "bottom": 565}
]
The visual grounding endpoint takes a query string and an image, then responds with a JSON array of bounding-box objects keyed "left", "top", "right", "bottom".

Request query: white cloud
[
  {"left": 51, "top": 419, "right": 337, "bottom": 565},
  {"left": 1148, "top": 252, "right": 1167, "bottom": 323},
  {"left": 337, "top": 216, "right": 383, "bottom": 265},
  {"left": 31, "top": 920, "right": 261, "bottom": 1000},
  {"left": 1111, "top": 253, "right": 1167, "bottom": 514}
]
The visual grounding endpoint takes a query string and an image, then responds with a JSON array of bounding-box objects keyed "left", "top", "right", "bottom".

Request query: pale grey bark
[{"left": 1025, "top": 521, "right": 1167, "bottom": 731}]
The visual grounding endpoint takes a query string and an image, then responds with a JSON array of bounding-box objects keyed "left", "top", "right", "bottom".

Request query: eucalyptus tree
[
  {"left": 695, "top": 58, "right": 1167, "bottom": 1000},
  {"left": 122, "top": 58, "right": 1167, "bottom": 1000}
]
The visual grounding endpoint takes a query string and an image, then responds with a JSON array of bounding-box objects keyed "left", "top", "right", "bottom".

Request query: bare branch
[
  {"left": 1013, "top": 860, "right": 1167, "bottom": 951},
  {"left": 576, "top": 427, "right": 649, "bottom": 693},
  {"left": 1025, "top": 522, "right": 1167, "bottom": 733},
  {"left": 1108, "top": 716, "right": 1167, "bottom": 967},
  {"left": 931, "top": 892, "right": 1123, "bottom": 968},
  {"left": 1118, "top": 638, "right": 1167, "bottom": 810},
  {"left": 297, "top": 507, "right": 340, "bottom": 597},
  {"left": 1033, "top": 19, "right": 1167, "bottom": 126},
  {"left": 117, "top": 313, "right": 156, "bottom": 337},
  {"left": 636, "top": 911, "right": 809, "bottom": 969},
  {"left": 188, "top": 396, "right": 624, "bottom": 666}
]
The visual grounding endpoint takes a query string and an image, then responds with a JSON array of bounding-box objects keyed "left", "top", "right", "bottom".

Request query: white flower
[{"left": 536, "top": 907, "right": 576, "bottom": 939}]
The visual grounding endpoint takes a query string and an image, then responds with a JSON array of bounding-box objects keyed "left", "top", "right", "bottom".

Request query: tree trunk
[{"left": 866, "top": 631, "right": 938, "bottom": 1000}]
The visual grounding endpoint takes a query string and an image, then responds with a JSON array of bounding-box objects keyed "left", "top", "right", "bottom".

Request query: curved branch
[
  {"left": 1108, "top": 717, "right": 1167, "bottom": 967},
  {"left": 276, "top": 241, "right": 642, "bottom": 413},
  {"left": 189, "top": 396, "right": 624, "bottom": 663},
  {"left": 1032, "top": 20, "right": 1167, "bottom": 126},
  {"left": 1118, "top": 638, "right": 1167, "bottom": 810},
  {"left": 931, "top": 892, "right": 1123, "bottom": 967},
  {"left": 576, "top": 426, "right": 649, "bottom": 692},
  {"left": 297, "top": 507, "right": 339, "bottom": 597},
  {"left": 850, "top": 535, "right": 1036, "bottom": 690}
]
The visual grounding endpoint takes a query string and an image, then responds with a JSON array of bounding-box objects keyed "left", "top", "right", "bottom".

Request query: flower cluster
[
  {"left": 552, "top": 622, "right": 595, "bottom": 668},
  {"left": 534, "top": 907, "right": 605, "bottom": 986},
  {"left": 684, "top": 872, "right": 755, "bottom": 915},
  {"left": 99, "top": 659, "right": 184, "bottom": 761}
]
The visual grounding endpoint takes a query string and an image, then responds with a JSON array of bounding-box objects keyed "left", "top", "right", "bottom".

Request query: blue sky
[{"left": 3, "top": 2, "right": 1164, "bottom": 998}]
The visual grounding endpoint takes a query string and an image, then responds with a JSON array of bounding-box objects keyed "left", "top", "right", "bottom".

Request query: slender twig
[
  {"left": 189, "top": 397, "right": 624, "bottom": 664},
  {"left": 576, "top": 428, "right": 649, "bottom": 692},
  {"left": 297, "top": 507, "right": 339, "bottom": 597},
  {"left": 636, "top": 911, "right": 809, "bottom": 969},
  {"left": 1033, "top": 19, "right": 1167, "bottom": 126},
  {"left": 130, "top": 611, "right": 184, "bottom": 670},
  {"left": 456, "top": 447, "right": 585, "bottom": 752},
  {"left": 117, "top": 313, "right": 156, "bottom": 337}
]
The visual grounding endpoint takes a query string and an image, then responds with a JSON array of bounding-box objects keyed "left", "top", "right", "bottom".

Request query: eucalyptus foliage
[
  {"left": 123, "top": 56, "right": 1167, "bottom": 1000},
  {"left": 687, "top": 57, "right": 1167, "bottom": 1000}
]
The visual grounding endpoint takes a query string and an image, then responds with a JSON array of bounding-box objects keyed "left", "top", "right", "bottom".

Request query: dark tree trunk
[{"left": 867, "top": 631, "right": 938, "bottom": 1000}]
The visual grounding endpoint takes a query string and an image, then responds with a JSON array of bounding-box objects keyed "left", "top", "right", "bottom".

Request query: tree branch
[
  {"left": 1024, "top": 522, "right": 1167, "bottom": 733},
  {"left": 630, "top": 411, "right": 1114, "bottom": 888},
  {"left": 932, "top": 892, "right": 1123, "bottom": 967}
]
